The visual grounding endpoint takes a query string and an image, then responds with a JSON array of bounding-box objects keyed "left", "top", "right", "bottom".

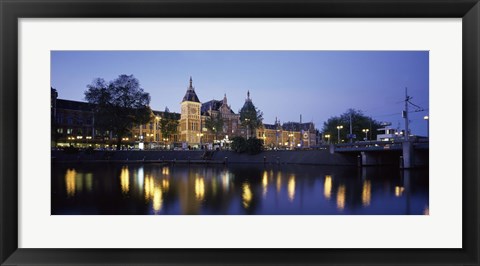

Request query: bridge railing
[{"left": 334, "top": 140, "right": 403, "bottom": 151}]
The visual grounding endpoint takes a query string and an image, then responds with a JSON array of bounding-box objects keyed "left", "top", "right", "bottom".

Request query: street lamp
[
  {"left": 362, "top": 129, "right": 369, "bottom": 141},
  {"left": 324, "top": 134, "right": 330, "bottom": 144},
  {"left": 336, "top": 125, "right": 343, "bottom": 143},
  {"left": 424, "top": 115, "right": 429, "bottom": 138},
  {"left": 197, "top": 133, "right": 204, "bottom": 147}
]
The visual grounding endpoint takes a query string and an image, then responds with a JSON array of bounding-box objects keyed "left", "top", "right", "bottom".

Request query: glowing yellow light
[
  {"left": 336, "top": 185, "right": 346, "bottom": 211},
  {"left": 162, "top": 179, "right": 170, "bottom": 191},
  {"left": 120, "top": 166, "right": 130, "bottom": 194},
  {"left": 362, "top": 180, "right": 371, "bottom": 207},
  {"left": 222, "top": 172, "right": 230, "bottom": 191},
  {"left": 262, "top": 171, "right": 268, "bottom": 198},
  {"left": 162, "top": 167, "right": 170, "bottom": 175},
  {"left": 152, "top": 187, "right": 163, "bottom": 213},
  {"left": 288, "top": 175, "right": 295, "bottom": 202},
  {"left": 144, "top": 175, "right": 155, "bottom": 201},
  {"left": 324, "top": 175, "right": 332, "bottom": 199},
  {"left": 242, "top": 183, "right": 252, "bottom": 209},
  {"left": 395, "top": 186, "right": 404, "bottom": 197},
  {"left": 195, "top": 177, "right": 205, "bottom": 200},
  {"left": 65, "top": 169, "right": 76, "bottom": 197},
  {"left": 276, "top": 173, "right": 282, "bottom": 193}
]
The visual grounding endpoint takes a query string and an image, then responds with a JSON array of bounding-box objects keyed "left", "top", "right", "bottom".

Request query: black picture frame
[{"left": 1, "top": 0, "right": 479, "bottom": 265}]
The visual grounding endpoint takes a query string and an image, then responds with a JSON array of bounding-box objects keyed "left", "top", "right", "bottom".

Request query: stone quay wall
[{"left": 51, "top": 149, "right": 357, "bottom": 166}]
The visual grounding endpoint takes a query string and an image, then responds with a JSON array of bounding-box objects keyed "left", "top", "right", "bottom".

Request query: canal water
[{"left": 51, "top": 163, "right": 429, "bottom": 215}]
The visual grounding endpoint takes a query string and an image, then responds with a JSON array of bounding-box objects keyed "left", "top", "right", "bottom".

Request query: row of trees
[
  {"left": 83, "top": 74, "right": 266, "bottom": 150},
  {"left": 83, "top": 74, "right": 382, "bottom": 150},
  {"left": 322, "top": 109, "right": 383, "bottom": 143}
]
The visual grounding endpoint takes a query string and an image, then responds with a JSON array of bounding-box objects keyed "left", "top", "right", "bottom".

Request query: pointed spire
[
  {"left": 247, "top": 90, "right": 250, "bottom": 99},
  {"left": 182, "top": 76, "right": 200, "bottom": 102},
  {"left": 223, "top": 93, "right": 227, "bottom": 105}
]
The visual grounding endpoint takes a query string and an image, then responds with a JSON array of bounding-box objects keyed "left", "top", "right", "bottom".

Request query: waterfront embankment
[{"left": 51, "top": 149, "right": 357, "bottom": 166}]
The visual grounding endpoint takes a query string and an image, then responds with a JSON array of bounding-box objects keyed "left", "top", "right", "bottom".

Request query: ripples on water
[{"left": 52, "top": 163, "right": 429, "bottom": 215}]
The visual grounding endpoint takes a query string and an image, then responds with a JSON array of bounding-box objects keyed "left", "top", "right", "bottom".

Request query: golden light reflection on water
[
  {"left": 65, "top": 169, "right": 76, "bottom": 197},
  {"left": 242, "top": 182, "right": 252, "bottom": 209},
  {"left": 395, "top": 186, "right": 404, "bottom": 197},
  {"left": 152, "top": 187, "right": 163, "bottom": 213},
  {"left": 162, "top": 179, "right": 170, "bottom": 192},
  {"left": 362, "top": 180, "right": 371, "bottom": 206},
  {"left": 120, "top": 166, "right": 130, "bottom": 194},
  {"left": 162, "top": 167, "right": 170, "bottom": 175},
  {"left": 276, "top": 173, "right": 282, "bottom": 193},
  {"left": 75, "top": 173, "right": 83, "bottom": 192},
  {"left": 195, "top": 176, "right": 205, "bottom": 200},
  {"left": 144, "top": 175, "right": 155, "bottom": 201},
  {"left": 336, "top": 185, "right": 346, "bottom": 210},
  {"left": 137, "top": 168, "right": 144, "bottom": 192},
  {"left": 262, "top": 171, "right": 268, "bottom": 198},
  {"left": 143, "top": 174, "right": 164, "bottom": 213},
  {"left": 211, "top": 177, "right": 218, "bottom": 195},
  {"left": 85, "top": 173, "right": 93, "bottom": 192},
  {"left": 324, "top": 175, "right": 332, "bottom": 199},
  {"left": 222, "top": 172, "right": 230, "bottom": 192},
  {"left": 288, "top": 175, "right": 295, "bottom": 202},
  {"left": 64, "top": 169, "right": 94, "bottom": 197}
]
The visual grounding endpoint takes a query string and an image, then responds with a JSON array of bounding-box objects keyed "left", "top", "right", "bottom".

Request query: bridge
[{"left": 330, "top": 139, "right": 429, "bottom": 168}]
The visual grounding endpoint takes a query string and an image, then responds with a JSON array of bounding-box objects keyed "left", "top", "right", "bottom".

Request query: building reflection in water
[
  {"left": 195, "top": 176, "right": 205, "bottom": 200},
  {"left": 137, "top": 167, "right": 144, "bottom": 191},
  {"left": 65, "top": 169, "right": 94, "bottom": 197},
  {"left": 152, "top": 186, "right": 163, "bottom": 213},
  {"left": 144, "top": 175, "right": 155, "bottom": 201},
  {"left": 120, "top": 166, "right": 130, "bottom": 194},
  {"left": 55, "top": 164, "right": 428, "bottom": 215},
  {"left": 262, "top": 171, "right": 268, "bottom": 198},
  {"left": 276, "top": 172, "right": 282, "bottom": 194},
  {"left": 222, "top": 171, "right": 230, "bottom": 192},
  {"left": 395, "top": 186, "right": 405, "bottom": 197},
  {"left": 162, "top": 166, "right": 170, "bottom": 175},
  {"left": 288, "top": 174, "right": 295, "bottom": 202},
  {"left": 362, "top": 180, "right": 371, "bottom": 207},
  {"left": 242, "top": 182, "right": 252, "bottom": 209},
  {"left": 65, "top": 169, "right": 76, "bottom": 197},
  {"left": 336, "top": 184, "right": 346, "bottom": 211},
  {"left": 324, "top": 175, "right": 332, "bottom": 200}
]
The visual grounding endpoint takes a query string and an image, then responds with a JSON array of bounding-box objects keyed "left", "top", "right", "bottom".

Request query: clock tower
[{"left": 180, "top": 77, "right": 202, "bottom": 146}]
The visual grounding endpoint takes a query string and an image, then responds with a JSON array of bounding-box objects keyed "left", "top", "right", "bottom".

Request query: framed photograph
[{"left": 1, "top": 0, "right": 479, "bottom": 265}]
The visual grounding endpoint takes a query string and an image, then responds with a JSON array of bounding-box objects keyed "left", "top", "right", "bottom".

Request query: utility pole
[{"left": 403, "top": 87, "right": 410, "bottom": 141}]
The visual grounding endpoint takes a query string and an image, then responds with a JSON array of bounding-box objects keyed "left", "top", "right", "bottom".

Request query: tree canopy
[
  {"left": 239, "top": 99, "right": 263, "bottom": 139},
  {"left": 159, "top": 107, "right": 179, "bottom": 142},
  {"left": 204, "top": 113, "right": 224, "bottom": 141},
  {"left": 84, "top": 74, "right": 152, "bottom": 149},
  {"left": 322, "top": 109, "right": 383, "bottom": 143}
]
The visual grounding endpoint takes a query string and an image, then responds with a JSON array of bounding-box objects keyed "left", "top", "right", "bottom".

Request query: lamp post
[
  {"left": 324, "top": 134, "right": 330, "bottom": 144},
  {"left": 288, "top": 133, "right": 293, "bottom": 149},
  {"left": 336, "top": 125, "right": 343, "bottom": 143},
  {"left": 197, "top": 133, "right": 204, "bottom": 148},
  {"left": 362, "top": 129, "right": 369, "bottom": 141},
  {"left": 424, "top": 115, "right": 429, "bottom": 138}
]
